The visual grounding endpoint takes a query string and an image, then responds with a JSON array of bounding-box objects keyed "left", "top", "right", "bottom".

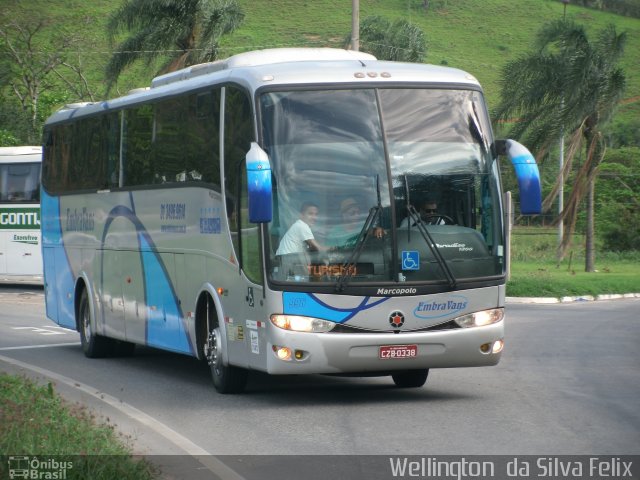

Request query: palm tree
[
  {"left": 494, "top": 19, "right": 626, "bottom": 271},
  {"left": 345, "top": 16, "right": 426, "bottom": 62},
  {"left": 105, "top": 0, "right": 244, "bottom": 91}
]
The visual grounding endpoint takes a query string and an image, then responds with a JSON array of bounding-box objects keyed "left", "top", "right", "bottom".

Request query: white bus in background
[
  {"left": 41, "top": 48, "right": 540, "bottom": 393},
  {"left": 0, "top": 146, "right": 42, "bottom": 282}
]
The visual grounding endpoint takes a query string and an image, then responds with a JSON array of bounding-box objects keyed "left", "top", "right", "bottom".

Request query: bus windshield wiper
[
  {"left": 335, "top": 176, "right": 382, "bottom": 292},
  {"left": 403, "top": 176, "right": 457, "bottom": 288}
]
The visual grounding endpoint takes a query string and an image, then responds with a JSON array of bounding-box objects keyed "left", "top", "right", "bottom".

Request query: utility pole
[
  {"left": 558, "top": 121, "right": 564, "bottom": 260},
  {"left": 351, "top": 0, "right": 359, "bottom": 51},
  {"left": 558, "top": 0, "right": 569, "bottom": 260}
]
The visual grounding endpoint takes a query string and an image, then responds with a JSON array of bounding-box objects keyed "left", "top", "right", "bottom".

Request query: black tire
[
  {"left": 207, "top": 326, "right": 248, "bottom": 394},
  {"left": 78, "top": 289, "right": 114, "bottom": 358},
  {"left": 391, "top": 369, "right": 429, "bottom": 388}
]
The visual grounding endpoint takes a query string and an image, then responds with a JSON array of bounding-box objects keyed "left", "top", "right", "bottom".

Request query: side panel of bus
[
  {"left": 41, "top": 186, "right": 259, "bottom": 363},
  {"left": 0, "top": 205, "right": 42, "bottom": 276}
]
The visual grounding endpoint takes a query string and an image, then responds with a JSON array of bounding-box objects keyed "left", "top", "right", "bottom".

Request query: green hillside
[
  {"left": 224, "top": 0, "right": 640, "bottom": 122},
  {"left": 3, "top": 0, "right": 640, "bottom": 125}
]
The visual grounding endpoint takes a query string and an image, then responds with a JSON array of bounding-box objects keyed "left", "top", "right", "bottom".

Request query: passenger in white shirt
[
  {"left": 276, "top": 202, "right": 326, "bottom": 255},
  {"left": 275, "top": 202, "right": 328, "bottom": 281}
]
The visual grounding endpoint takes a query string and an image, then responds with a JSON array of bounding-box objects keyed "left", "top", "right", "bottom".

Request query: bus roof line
[{"left": 151, "top": 48, "right": 377, "bottom": 89}]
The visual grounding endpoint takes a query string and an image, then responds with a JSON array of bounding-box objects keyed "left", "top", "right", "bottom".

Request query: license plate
[{"left": 379, "top": 344, "right": 418, "bottom": 359}]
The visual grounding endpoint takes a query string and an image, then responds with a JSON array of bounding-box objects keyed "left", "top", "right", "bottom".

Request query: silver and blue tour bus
[
  {"left": 0, "top": 146, "right": 43, "bottom": 281},
  {"left": 41, "top": 48, "right": 541, "bottom": 393}
]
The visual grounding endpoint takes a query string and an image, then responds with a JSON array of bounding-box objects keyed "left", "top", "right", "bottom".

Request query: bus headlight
[
  {"left": 270, "top": 315, "right": 336, "bottom": 333},
  {"left": 454, "top": 308, "right": 504, "bottom": 328}
]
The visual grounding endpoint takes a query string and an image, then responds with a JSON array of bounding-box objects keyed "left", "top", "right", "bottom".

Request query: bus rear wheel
[
  {"left": 391, "top": 369, "right": 429, "bottom": 388},
  {"left": 78, "top": 289, "right": 114, "bottom": 358},
  {"left": 206, "top": 327, "right": 248, "bottom": 394}
]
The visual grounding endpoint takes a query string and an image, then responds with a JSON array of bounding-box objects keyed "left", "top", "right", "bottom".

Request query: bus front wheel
[
  {"left": 391, "top": 369, "right": 429, "bottom": 388},
  {"left": 78, "top": 289, "right": 114, "bottom": 358},
  {"left": 206, "top": 327, "right": 248, "bottom": 394}
]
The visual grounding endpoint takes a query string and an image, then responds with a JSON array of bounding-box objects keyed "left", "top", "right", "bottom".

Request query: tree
[
  {"left": 105, "top": 0, "right": 244, "bottom": 91},
  {"left": 596, "top": 147, "right": 640, "bottom": 252},
  {"left": 494, "top": 20, "right": 626, "bottom": 271},
  {"left": 345, "top": 16, "right": 426, "bottom": 62},
  {"left": 0, "top": 20, "right": 94, "bottom": 144}
]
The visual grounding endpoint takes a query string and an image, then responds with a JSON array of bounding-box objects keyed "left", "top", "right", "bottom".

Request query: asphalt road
[{"left": 1, "top": 285, "right": 639, "bottom": 479}]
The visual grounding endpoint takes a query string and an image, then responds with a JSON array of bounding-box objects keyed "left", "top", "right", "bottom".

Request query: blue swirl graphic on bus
[
  {"left": 40, "top": 192, "right": 76, "bottom": 329},
  {"left": 101, "top": 199, "right": 194, "bottom": 355},
  {"left": 138, "top": 233, "right": 192, "bottom": 354},
  {"left": 283, "top": 292, "right": 389, "bottom": 323}
]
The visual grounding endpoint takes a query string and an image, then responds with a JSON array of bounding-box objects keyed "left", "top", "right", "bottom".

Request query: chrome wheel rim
[
  {"left": 82, "top": 305, "right": 91, "bottom": 340},
  {"left": 206, "top": 329, "right": 222, "bottom": 375}
]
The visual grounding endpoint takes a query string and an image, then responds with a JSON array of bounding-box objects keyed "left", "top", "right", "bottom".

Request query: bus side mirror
[
  {"left": 245, "top": 142, "right": 273, "bottom": 223},
  {"left": 495, "top": 139, "right": 541, "bottom": 215}
]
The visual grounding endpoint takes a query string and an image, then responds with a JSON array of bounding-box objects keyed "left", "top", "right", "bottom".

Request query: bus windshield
[
  {"left": 0, "top": 162, "right": 41, "bottom": 203},
  {"left": 261, "top": 87, "right": 504, "bottom": 287}
]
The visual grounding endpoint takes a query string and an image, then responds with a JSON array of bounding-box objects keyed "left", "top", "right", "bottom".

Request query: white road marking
[
  {"left": 12, "top": 326, "right": 69, "bottom": 335},
  {"left": 0, "top": 342, "right": 80, "bottom": 351}
]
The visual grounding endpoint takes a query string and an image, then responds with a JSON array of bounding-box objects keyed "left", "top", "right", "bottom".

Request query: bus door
[
  {"left": 121, "top": 250, "right": 145, "bottom": 343},
  {"left": 101, "top": 249, "right": 126, "bottom": 339}
]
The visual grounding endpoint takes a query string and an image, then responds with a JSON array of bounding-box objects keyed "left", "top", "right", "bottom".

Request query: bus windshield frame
[{"left": 260, "top": 86, "right": 504, "bottom": 290}]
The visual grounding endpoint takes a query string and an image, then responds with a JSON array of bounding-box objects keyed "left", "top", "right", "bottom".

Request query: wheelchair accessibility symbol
[{"left": 402, "top": 251, "right": 420, "bottom": 271}]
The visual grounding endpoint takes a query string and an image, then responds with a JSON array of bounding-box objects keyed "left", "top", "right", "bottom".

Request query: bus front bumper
[{"left": 264, "top": 321, "right": 504, "bottom": 375}]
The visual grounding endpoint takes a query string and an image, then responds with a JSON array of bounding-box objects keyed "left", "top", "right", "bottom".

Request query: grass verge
[
  {"left": 507, "top": 228, "right": 640, "bottom": 297},
  {"left": 508, "top": 259, "right": 640, "bottom": 297},
  {"left": 0, "top": 373, "right": 156, "bottom": 479}
]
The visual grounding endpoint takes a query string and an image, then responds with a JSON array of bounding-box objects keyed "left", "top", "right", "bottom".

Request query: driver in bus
[{"left": 400, "top": 198, "right": 449, "bottom": 227}]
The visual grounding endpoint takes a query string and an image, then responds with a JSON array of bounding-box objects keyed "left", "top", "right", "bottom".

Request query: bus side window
[
  {"left": 123, "top": 104, "right": 154, "bottom": 187},
  {"left": 224, "top": 85, "right": 262, "bottom": 284},
  {"left": 42, "top": 125, "right": 71, "bottom": 193},
  {"left": 154, "top": 97, "right": 185, "bottom": 183},
  {"left": 106, "top": 113, "right": 121, "bottom": 189},
  {"left": 187, "top": 90, "right": 221, "bottom": 187}
]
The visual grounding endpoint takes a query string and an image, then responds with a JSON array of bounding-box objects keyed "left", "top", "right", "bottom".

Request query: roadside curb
[
  {"left": 506, "top": 293, "right": 640, "bottom": 304},
  {"left": 0, "top": 356, "right": 248, "bottom": 479}
]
